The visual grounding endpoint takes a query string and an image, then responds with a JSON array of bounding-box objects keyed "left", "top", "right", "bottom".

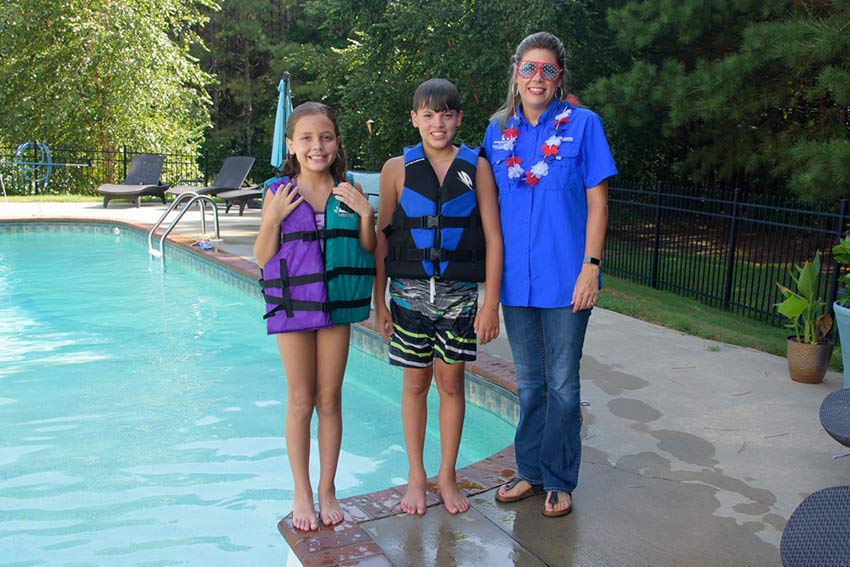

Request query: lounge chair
[
  {"left": 166, "top": 156, "right": 258, "bottom": 199},
  {"left": 218, "top": 186, "right": 264, "bottom": 216},
  {"left": 97, "top": 154, "right": 169, "bottom": 208}
]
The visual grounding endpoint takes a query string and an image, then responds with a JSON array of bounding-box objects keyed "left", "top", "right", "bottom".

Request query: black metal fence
[
  {"left": 607, "top": 179, "right": 847, "bottom": 326},
  {"left": 0, "top": 144, "right": 210, "bottom": 195}
]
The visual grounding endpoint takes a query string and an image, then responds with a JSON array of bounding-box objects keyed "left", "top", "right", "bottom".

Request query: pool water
[{"left": 0, "top": 226, "right": 515, "bottom": 566}]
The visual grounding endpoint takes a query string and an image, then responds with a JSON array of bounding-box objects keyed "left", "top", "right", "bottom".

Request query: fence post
[
  {"left": 203, "top": 148, "right": 209, "bottom": 185},
  {"left": 722, "top": 188, "right": 740, "bottom": 311},
  {"left": 650, "top": 180, "right": 663, "bottom": 289},
  {"left": 828, "top": 198, "right": 848, "bottom": 312}
]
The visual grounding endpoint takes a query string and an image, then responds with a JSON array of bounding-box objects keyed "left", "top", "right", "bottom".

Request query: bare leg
[
  {"left": 434, "top": 359, "right": 468, "bottom": 514},
  {"left": 277, "top": 332, "right": 320, "bottom": 531},
  {"left": 315, "top": 325, "right": 350, "bottom": 526},
  {"left": 400, "top": 366, "right": 433, "bottom": 515}
]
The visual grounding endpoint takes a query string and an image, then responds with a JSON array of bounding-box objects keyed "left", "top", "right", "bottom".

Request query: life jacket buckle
[{"left": 425, "top": 215, "right": 440, "bottom": 228}]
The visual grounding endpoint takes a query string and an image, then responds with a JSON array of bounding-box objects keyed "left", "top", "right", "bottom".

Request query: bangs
[{"left": 413, "top": 79, "right": 461, "bottom": 112}]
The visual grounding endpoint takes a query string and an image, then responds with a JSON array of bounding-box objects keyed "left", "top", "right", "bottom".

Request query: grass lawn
[
  {"left": 600, "top": 274, "right": 844, "bottom": 371},
  {"left": 3, "top": 194, "right": 101, "bottom": 202}
]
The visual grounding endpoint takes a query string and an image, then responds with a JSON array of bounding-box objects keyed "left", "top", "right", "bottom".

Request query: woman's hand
[
  {"left": 266, "top": 182, "right": 304, "bottom": 224},
  {"left": 572, "top": 264, "right": 600, "bottom": 312},
  {"left": 333, "top": 182, "right": 374, "bottom": 218}
]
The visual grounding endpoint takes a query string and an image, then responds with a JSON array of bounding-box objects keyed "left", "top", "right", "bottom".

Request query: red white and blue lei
[{"left": 493, "top": 106, "right": 572, "bottom": 188}]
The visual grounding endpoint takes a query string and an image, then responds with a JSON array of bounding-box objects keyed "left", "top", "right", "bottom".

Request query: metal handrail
[
  {"left": 147, "top": 191, "right": 198, "bottom": 253},
  {"left": 147, "top": 193, "right": 221, "bottom": 266}
]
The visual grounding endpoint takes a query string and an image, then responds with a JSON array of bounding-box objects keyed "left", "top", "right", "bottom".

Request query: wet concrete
[{"left": 367, "top": 458, "right": 779, "bottom": 567}]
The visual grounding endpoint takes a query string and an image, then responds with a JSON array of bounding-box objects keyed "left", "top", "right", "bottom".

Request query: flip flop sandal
[
  {"left": 495, "top": 476, "right": 544, "bottom": 503},
  {"left": 542, "top": 491, "right": 573, "bottom": 517}
]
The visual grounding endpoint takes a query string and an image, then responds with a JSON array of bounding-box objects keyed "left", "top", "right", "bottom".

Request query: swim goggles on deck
[{"left": 516, "top": 60, "right": 562, "bottom": 82}]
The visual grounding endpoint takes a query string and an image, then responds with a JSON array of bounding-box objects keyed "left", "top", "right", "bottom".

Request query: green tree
[
  {"left": 317, "top": 0, "right": 607, "bottom": 169},
  {"left": 584, "top": 0, "right": 850, "bottom": 199},
  {"left": 0, "top": 0, "right": 214, "bottom": 185}
]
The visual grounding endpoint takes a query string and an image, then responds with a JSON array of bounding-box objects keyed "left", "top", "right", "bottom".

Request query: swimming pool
[{"left": 0, "top": 223, "right": 515, "bottom": 566}]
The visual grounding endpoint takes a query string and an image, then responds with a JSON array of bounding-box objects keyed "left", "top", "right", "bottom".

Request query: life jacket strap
[
  {"left": 281, "top": 228, "right": 360, "bottom": 243},
  {"left": 261, "top": 266, "right": 375, "bottom": 290},
  {"left": 327, "top": 296, "right": 372, "bottom": 311},
  {"left": 263, "top": 295, "right": 372, "bottom": 319},
  {"left": 400, "top": 215, "right": 474, "bottom": 229},
  {"left": 386, "top": 247, "right": 486, "bottom": 263}
]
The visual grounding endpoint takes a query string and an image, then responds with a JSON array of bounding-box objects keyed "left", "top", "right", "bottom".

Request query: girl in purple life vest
[{"left": 254, "top": 102, "right": 376, "bottom": 531}]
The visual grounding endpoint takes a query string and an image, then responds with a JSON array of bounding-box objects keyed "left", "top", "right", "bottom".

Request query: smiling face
[
  {"left": 286, "top": 113, "right": 339, "bottom": 175},
  {"left": 410, "top": 105, "right": 463, "bottom": 153},
  {"left": 515, "top": 47, "right": 562, "bottom": 116}
]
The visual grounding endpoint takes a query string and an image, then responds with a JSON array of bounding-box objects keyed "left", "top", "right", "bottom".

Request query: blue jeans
[{"left": 502, "top": 306, "right": 591, "bottom": 493}]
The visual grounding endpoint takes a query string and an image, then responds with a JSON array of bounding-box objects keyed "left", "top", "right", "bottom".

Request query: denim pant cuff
[
  {"left": 518, "top": 473, "right": 543, "bottom": 485},
  {"left": 544, "top": 486, "right": 573, "bottom": 494}
]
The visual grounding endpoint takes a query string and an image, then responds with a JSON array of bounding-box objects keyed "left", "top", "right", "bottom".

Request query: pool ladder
[{"left": 147, "top": 192, "right": 222, "bottom": 266}]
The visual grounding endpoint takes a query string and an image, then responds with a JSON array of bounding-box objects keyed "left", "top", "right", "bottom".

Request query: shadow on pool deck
[{"left": 3, "top": 201, "right": 849, "bottom": 566}]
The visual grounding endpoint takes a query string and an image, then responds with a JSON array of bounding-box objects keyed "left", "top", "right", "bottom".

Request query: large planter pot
[
  {"left": 786, "top": 338, "right": 834, "bottom": 384},
  {"left": 833, "top": 301, "right": 850, "bottom": 388}
]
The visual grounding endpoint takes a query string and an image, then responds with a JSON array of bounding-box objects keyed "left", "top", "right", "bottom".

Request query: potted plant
[
  {"left": 832, "top": 235, "right": 850, "bottom": 388},
  {"left": 776, "top": 251, "right": 834, "bottom": 383}
]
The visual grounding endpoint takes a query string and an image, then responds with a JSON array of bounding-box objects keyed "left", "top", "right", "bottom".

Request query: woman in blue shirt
[{"left": 483, "top": 31, "right": 617, "bottom": 517}]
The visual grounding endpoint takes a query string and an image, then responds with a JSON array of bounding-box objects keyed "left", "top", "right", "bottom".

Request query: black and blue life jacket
[{"left": 384, "top": 143, "right": 486, "bottom": 282}]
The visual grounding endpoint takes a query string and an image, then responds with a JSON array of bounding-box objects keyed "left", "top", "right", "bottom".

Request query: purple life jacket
[
  {"left": 261, "top": 178, "right": 333, "bottom": 333},
  {"left": 260, "top": 177, "right": 375, "bottom": 334}
]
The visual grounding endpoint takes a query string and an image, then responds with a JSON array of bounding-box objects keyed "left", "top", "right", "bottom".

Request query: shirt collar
[{"left": 517, "top": 98, "right": 563, "bottom": 128}]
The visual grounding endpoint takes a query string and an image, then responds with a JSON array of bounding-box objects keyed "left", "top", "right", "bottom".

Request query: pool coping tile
[{"left": 2, "top": 218, "right": 521, "bottom": 567}]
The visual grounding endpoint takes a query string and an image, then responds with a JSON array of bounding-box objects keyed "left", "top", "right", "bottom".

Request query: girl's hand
[
  {"left": 374, "top": 304, "right": 394, "bottom": 341},
  {"left": 267, "top": 183, "right": 304, "bottom": 223},
  {"left": 333, "top": 182, "right": 374, "bottom": 218}
]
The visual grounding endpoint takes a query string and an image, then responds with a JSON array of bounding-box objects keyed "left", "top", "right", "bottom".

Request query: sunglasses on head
[{"left": 516, "top": 60, "right": 562, "bottom": 82}]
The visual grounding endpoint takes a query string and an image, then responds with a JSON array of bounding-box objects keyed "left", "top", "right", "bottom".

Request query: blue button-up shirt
[{"left": 483, "top": 100, "right": 617, "bottom": 308}]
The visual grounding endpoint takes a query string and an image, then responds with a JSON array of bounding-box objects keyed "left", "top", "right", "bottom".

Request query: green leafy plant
[
  {"left": 832, "top": 235, "right": 850, "bottom": 307},
  {"left": 776, "top": 251, "right": 833, "bottom": 344}
]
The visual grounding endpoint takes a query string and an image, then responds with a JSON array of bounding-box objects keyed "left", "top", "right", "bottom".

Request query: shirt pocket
[{"left": 546, "top": 140, "right": 583, "bottom": 192}]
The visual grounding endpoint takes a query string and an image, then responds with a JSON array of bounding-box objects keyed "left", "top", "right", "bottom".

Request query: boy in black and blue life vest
[{"left": 373, "top": 78, "right": 503, "bottom": 516}]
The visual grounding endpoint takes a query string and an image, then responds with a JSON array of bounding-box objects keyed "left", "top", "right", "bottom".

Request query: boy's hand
[
  {"left": 374, "top": 304, "right": 394, "bottom": 341},
  {"left": 333, "top": 182, "right": 374, "bottom": 219},
  {"left": 474, "top": 304, "right": 500, "bottom": 345},
  {"left": 267, "top": 183, "right": 303, "bottom": 224}
]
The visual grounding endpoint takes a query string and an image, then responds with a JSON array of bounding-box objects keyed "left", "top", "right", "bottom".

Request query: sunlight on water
[{"left": 0, "top": 227, "right": 515, "bottom": 566}]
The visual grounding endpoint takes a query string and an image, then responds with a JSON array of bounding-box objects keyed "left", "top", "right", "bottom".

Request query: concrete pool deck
[{"left": 2, "top": 199, "right": 848, "bottom": 566}]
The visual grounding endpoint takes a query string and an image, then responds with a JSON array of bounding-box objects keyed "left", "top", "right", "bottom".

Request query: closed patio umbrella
[{"left": 270, "top": 72, "right": 293, "bottom": 170}]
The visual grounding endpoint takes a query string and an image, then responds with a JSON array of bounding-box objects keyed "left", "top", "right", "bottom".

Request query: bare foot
[
  {"left": 319, "top": 491, "right": 344, "bottom": 526},
  {"left": 439, "top": 473, "right": 469, "bottom": 515},
  {"left": 291, "top": 491, "right": 319, "bottom": 531},
  {"left": 400, "top": 477, "right": 428, "bottom": 515}
]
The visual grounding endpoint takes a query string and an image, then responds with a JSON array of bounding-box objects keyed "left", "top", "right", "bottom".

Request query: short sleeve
[
  {"left": 580, "top": 113, "right": 618, "bottom": 190},
  {"left": 482, "top": 122, "right": 499, "bottom": 162}
]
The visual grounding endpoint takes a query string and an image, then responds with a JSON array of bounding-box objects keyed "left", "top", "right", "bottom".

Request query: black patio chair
[
  {"left": 97, "top": 154, "right": 169, "bottom": 208},
  {"left": 166, "top": 156, "right": 258, "bottom": 199}
]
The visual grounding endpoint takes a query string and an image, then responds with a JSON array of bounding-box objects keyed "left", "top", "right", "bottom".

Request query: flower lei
[{"left": 494, "top": 106, "right": 572, "bottom": 188}]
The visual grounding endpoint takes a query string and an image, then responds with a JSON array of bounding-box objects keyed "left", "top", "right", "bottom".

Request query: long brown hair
[
  {"left": 281, "top": 102, "right": 348, "bottom": 181},
  {"left": 490, "top": 32, "right": 568, "bottom": 127}
]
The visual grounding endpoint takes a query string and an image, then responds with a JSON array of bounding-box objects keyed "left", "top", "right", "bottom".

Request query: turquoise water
[{"left": 0, "top": 226, "right": 515, "bottom": 567}]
